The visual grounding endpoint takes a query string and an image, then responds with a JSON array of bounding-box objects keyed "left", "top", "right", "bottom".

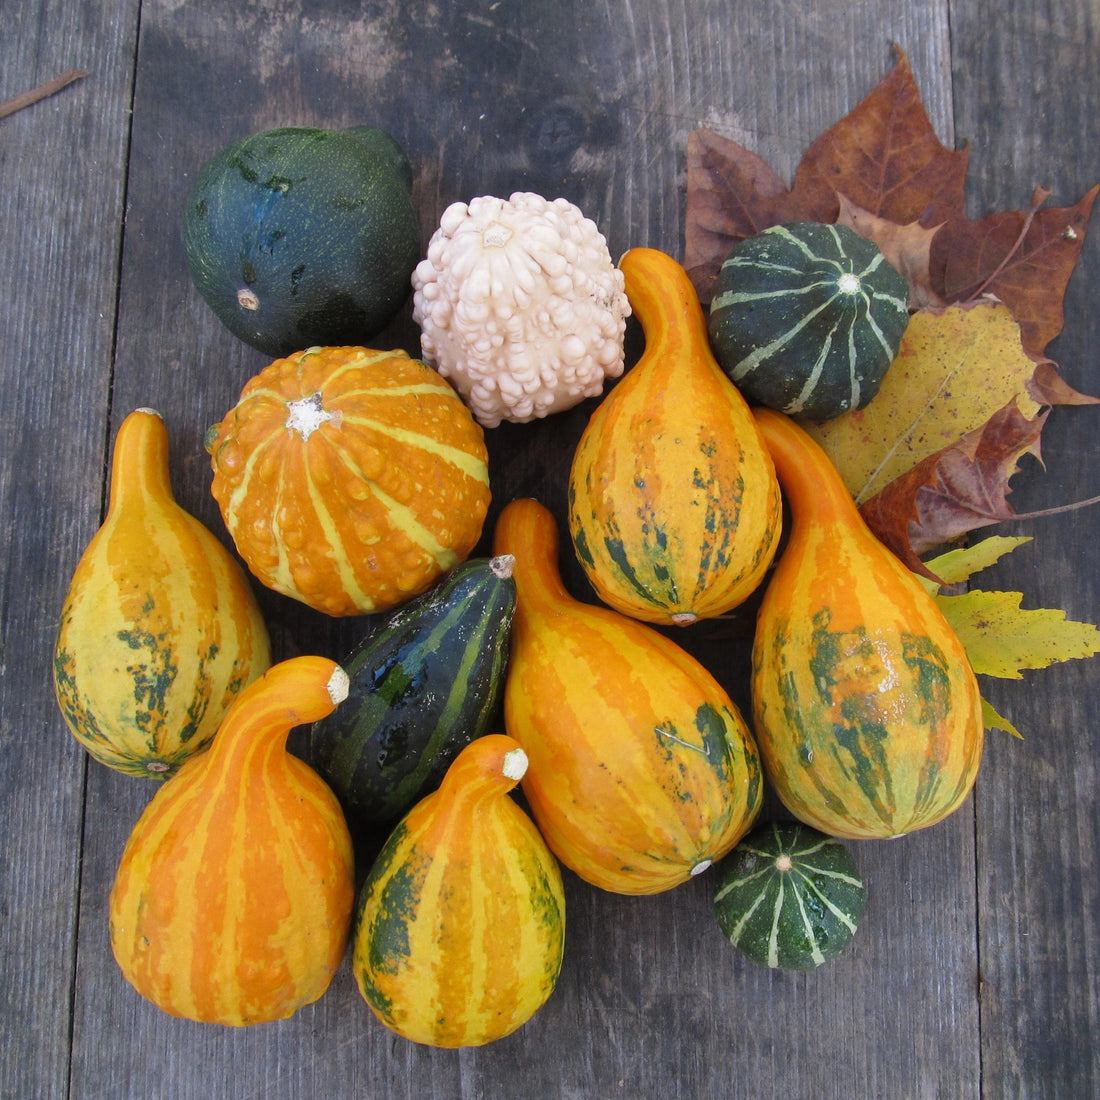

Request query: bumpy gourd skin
[
  {"left": 206, "top": 345, "right": 491, "bottom": 616},
  {"left": 568, "top": 247, "right": 782, "bottom": 626},
  {"left": 750, "top": 408, "right": 984, "bottom": 840}
]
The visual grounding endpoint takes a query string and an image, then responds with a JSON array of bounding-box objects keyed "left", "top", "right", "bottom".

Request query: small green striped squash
[
  {"left": 352, "top": 734, "right": 565, "bottom": 1048},
  {"left": 708, "top": 222, "right": 910, "bottom": 421},
  {"left": 206, "top": 345, "right": 491, "bottom": 616},
  {"left": 307, "top": 554, "right": 516, "bottom": 828},
  {"left": 713, "top": 821, "right": 866, "bottom": 969},
  {"left": 54, "top": 408, "right": 270, "bottom": 778}
]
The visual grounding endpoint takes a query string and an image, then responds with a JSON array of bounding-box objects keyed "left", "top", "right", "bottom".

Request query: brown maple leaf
[
  {"left": 928, "top": 184, "right": 1099, "bottom": 355},
  {"left": 835, "top": 194, "right": 944, "bottom": 309},
  {"left": 859, "top": 400, "right": 1049, "bottom": 577},
  {"left": 684, "top": 47, "right": 967, "bottom": 302}
]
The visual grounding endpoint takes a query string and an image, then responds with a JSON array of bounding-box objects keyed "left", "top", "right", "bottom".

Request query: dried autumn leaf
[
  {"left": 861, "top": 400, "right": 1047, "bottom": 570},
  {"left": 916, "top": 535, "right": 1032, "bottom": 591},
  {"left": 982, "top": 698, "right": 1023, "bottom": 739},
  {"left": 929, "top": 183, "right": 1099, "bottom": 355},
  {"left": 836, "top": 194, "right": 944, "bottom": 309},
  {"left": 683, "top": 128, "right": 819, "bottom": 302},
  {"left": 805, "top": 301, "right": 1042, "bottom": 505},
  {"left": 789, "top": 49, "right": 968, "bottom": 227},
  {"left": 683, "top": 48, "right": 967, "bottom": 303},
  {"left": 934, "top": 589, "right": 1100, "bottom": 679}
]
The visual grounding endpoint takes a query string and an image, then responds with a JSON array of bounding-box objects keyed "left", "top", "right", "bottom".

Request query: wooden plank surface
[
  {"left": 0, "top": 0, "right": 140, "bottom": 1094},
  {"left": 0, "top": 0, "right": 1095, "bottom": 1097}
]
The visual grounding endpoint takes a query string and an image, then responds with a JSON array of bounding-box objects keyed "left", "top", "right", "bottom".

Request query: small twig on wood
[{"left": 0, "top": 69, "right": 89, "bottom": 121}]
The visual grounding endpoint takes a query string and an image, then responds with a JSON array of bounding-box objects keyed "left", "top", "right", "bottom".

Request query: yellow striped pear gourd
[
  {"left": 493, "top": 498, "right": 763, "bottom": 895},
  {"left": 568, "top": 246, "right": 782, "bottom": 625},
  {"left": 352, "top": 734, "right": 565, "bottom": 1048},
  {"left": 109, "top": 656, "right": 355, "bottom": 1026},
  {"left": 205, "top": 345, "right": 491, "bottom": 616},
  {"left": 53, "top": 408, "right": 270, "bottom": 778},
  {"left": 750, "top": 408, "right": 984, "bottom": 839}
]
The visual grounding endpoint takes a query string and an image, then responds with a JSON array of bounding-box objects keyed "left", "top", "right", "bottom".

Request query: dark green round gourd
[
  {"left": 182, "top": 125, "right": 420, "bottom": 357},
  {"left": 712, "top": 821, "right": 866, "bottom": 969},
  {"left": 707, "top": 222, "right": 910, "bottom": 421},
  {"left": 306, "top": 556, "right": 516, "bottom": 831}
]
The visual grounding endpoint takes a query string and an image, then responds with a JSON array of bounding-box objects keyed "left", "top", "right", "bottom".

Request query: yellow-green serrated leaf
[
  {"left": 805, "top": 302, "right": 1042, "bottom": 505},
  {"left": 982, "top": 697, "right": 1023, "bottom": 739},
  {"left": 922, "top": 536, "right": 1033, "bottom": 590},
  {"left": 935, "top": 589, "right": 1100, "bottom": 678}
]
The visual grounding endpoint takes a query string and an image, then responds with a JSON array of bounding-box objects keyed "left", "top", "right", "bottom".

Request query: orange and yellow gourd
[
  {"left": 53, "top": 408, "right": 270, "bottom": 777},
  {"left": 206, "top": 345, "right": 490, "bottom": 616},
  {"left": 493, "top": 498, "right": 763, "bottom": 894},
  {"left": 750, "top": 409, "right": 985, "bottom": 839},
  {"left": 568, "top": 247, "right": 781, "bottom": 625},
  {"left": 109, "top": 655, "right": 355, "bottom": 1026},
  {"left": 352, "top": 734, "right": 565, "bottom": 1048}
]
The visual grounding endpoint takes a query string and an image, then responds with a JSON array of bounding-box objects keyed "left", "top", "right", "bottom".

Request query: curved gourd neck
[
  {"left": 204, "top": 656, "right": 348, "bottom": 774},
  {"left": 492, "top": 499, "right": 575, "bottom": 614},
  {"left": 107, "top": 408, "right": 175, "bottom": 517},
  {"left": 619, "top": 247, "right": 710, "bottom": 367},
  {"left": 436, "top": 734, "right": 527, "bottom": 810},
  {"left": 752, "top": 408, "right": 863, "bottom": 527}
]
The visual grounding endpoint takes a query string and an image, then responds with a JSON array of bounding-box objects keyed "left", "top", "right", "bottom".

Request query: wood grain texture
[
  {"left": 1, "top": 0, "right": 1095, "bottom": 1096},
  {"left": 0, "top": 1, "right": 140, "bottom": 1096},
  {"left": 949, "top": 2, "right": 1100, "bottom": 1096}
]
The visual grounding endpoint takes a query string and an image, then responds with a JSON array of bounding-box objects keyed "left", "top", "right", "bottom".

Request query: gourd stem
[
  {"left": 205, "top": 656, "right": 346, "bottom": 771},
  {"left": 436, "top": 734, "right": 527, "bottom": 807},
  {"left": 752, "top": 408, "right": 862, "bottom": 526},
  {"left": 107, "top": 409, "right": 174, "bottom": 516}
]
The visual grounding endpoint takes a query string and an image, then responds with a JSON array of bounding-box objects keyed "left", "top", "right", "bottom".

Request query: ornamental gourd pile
[{"left": 57, "top": 125, "right": 990, "bottom": 1045}]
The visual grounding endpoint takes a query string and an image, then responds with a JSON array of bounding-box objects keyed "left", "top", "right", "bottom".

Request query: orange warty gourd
[
  {"left": 568, "top": 247, "right": 782, "bottom": 625},
  {"left": 493, "top": 498, "right": 763, "bottom": 894},
  {"left": 206, "top": 345, "right": 491, "bottom": 616},
  {"left": 352, "top": 734, "right": 565, "bottom": 1048},
  {"left": 109, "top": 656, "right": 355, "bottom": 1026},
  {"left": 750, "top": 408, "right": 985, "bottom": 840},
  {"left": 53, "top": 408, "right": 270, "bottom": 777}
]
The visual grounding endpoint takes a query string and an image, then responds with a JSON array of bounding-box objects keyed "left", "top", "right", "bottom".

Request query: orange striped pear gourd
[
  {"left": 568, "top": 247, "right": 781, "bottom": 625},
  {"left": 750, "top": 409, "right": 984, "bottom": 839},
  {"left": 53, "top": 408, "right": 270, "bottom": 777},
  {"left": 109, "top": 656, "right": 355, "bottom": 1026},
  {"left": 352, "top": 734, "right": 565, "bottom": 1048},
  {"left": 493, "top": 498, "right": 763, "bottom": 894},
  {"left": 206, "top": 345, "right": 491, "bottom": 616}
]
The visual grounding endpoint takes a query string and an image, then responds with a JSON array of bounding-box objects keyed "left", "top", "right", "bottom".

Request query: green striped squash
[
  {"left": 352, "top": 734, "right": 565, "bottom": 1048},
  {"left": 707, "top": 222, "right": 910, "bottom": 421},
  {"left": 307, "top": 555, "right": 516, "bottom": 829},
  {"left": 713, "top": 821, "right": 866, "bottom": 969},
  {"left": 206, "top": 345, "right": 491, "bottom": 617}
]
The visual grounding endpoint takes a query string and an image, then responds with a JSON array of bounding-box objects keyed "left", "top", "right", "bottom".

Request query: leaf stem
[
  {"left": 1003, "top": 492, "right": 1100, "bottom": 523},
  {"left": 0, "top": 69, "right": 88, "bottom": 121}
]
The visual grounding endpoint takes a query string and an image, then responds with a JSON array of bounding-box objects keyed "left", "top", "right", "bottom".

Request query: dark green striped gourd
[
  {"left": 307, "top": 555, "right": 516, "bottom": 829},
  {"left": 713, "top": 821, "right": 866, "bottom": 969},
  {"left": 707, "top": 222, "right": 910, "bottom": 421}
]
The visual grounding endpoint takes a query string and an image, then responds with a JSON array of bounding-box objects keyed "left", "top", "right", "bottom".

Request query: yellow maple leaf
[
  {"left": 920, "top": 536, "right": 1100, "bottom": 736},
  {"left": 933, "top": 589, "right": 1100, "bottom": 678},
  {"left": 805, "top": 301, "right": 1042, "bottom": 505}
]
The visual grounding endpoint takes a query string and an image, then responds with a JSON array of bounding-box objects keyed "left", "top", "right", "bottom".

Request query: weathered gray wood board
[{"left": 0, "top": 1, "right": 1095, "bottom": 1097}]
